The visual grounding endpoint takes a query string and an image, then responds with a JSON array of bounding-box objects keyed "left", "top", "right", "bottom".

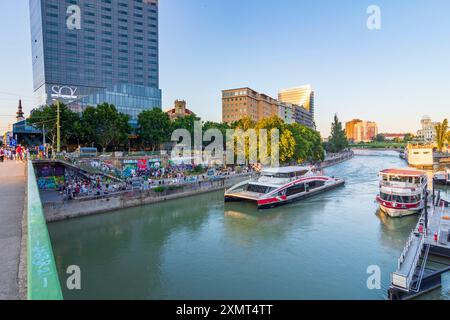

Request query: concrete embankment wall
[
  {"left": 320, "top": 152, "right": 354, "bottom": 168},
  {"left": 44, "top": 174, "right": 251, "bottom": 222}
]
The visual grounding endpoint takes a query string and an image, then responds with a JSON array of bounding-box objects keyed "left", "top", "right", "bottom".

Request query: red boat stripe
[{"left": 376, "top": 196, "right": 421, "bottom": 209}]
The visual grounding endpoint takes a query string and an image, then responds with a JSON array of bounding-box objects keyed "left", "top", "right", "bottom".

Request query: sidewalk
[{"left": 0, "top": 161, "right": 25, "bottom": 300}]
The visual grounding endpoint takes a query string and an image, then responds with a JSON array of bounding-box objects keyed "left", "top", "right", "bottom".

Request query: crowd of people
[
  {"left": 59, "top": 172, "right": 128, "bottom": 200},
  {"left": 0, "top": 145, "right": 28, "bottom": 163}
]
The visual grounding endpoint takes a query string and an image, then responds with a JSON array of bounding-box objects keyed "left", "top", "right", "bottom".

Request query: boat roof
[
  {"left": 380, "top": 168, "right": 426, "bottom": 177},
  {"left": 261, "top": 166, "right": 310, "bottom": 174}
]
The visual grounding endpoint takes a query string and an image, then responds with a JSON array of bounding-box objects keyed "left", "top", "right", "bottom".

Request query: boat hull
[
  {"left": 379, "top": 205, "right": 420, "bottom": 218},
  {"left": 225, "top": 180, "right": 345, "bottom": 209},
  {"left": 257, "top": 181, "right": 345, "bottom": 209}
]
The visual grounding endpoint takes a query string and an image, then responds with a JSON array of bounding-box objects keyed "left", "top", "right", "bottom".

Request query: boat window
[
  {"left": 246, "top": 184, "right": 275, "bottom": 194},
  {"left": 389, "top": 176, "right": 409, "bottom": 183},
  {"left": 307, "top": 181, "right": 325, "bottom": 189},
  {"left": 295, "top": 170, "right": 309, "bottom": 177},
  {"left": 382, "top": 175, "right": 389, "bottom": 181},
  {"left": 380, "top": 193, "right": 421, "bottom": 203},
  {"left": 261, "top": 172, "right": 291, "bottom": 179},
  {"left": 286, "top": 183, "right": 305, "bottom": 196}
]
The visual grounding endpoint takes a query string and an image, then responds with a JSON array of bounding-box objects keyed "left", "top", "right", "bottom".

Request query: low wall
[
  {"left": 27, "top": 161, "right": 63, "bottom": 300},
  {"left": 44, "top": 174, "right": 251, "bottom": 222}
]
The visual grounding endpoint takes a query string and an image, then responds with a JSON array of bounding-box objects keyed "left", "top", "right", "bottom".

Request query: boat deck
[
  {"left": 389, "top": 198, "right": 450, "bottom": 300},
  {"left": 225, "top": 191, "right": 261, "bottom": 201}
]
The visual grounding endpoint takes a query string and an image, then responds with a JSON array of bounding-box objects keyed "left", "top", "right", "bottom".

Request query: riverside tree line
[{"left": 26, "top": 103, "right": 350, "bottom": 164}]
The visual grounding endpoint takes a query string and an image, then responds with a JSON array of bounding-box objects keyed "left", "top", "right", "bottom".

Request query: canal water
[{"left": 48, "top": 151, "right": 449, "bottom": 300}]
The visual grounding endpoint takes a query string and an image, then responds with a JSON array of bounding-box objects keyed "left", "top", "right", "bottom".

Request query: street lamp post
[{"left": 56, "top": 99, "right": 61, "bottom": 154}]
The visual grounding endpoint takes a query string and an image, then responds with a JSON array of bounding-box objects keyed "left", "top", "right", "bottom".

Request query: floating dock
[{"left": 388, "top": 192, "right": 450, "bottom": 300}]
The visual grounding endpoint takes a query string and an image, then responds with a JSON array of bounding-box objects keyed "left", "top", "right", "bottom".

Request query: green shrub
[{"left": 153, "top": 186, "right": 166, "bottom": 193}]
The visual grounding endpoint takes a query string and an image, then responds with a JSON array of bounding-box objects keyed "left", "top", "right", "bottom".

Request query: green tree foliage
[
  {"left": 327, "top": 114, "right": 348, "bottom": 153},
  {"left": 230, "top": 115, "right": 324, "bottom": 165},
  {"left": 375, "top": 134, "right": 385, "bottom": 142},
  {"left": 435, "top": 119, "right": 449, "bottom": 152},
  {"left": 202, "top": 121, "right": 230, "bottom": 136},
  {"left": 403, "top": 133, "right": 414, "bottom": 143},
  {"left": 287, "top": 123, "right": 325, "bottom": 163},
  {"left": 231, "top": 116, "right": 256, "bottom": 131},
  {"left": 172, "top": 114, "right": 201, "bottom": 139},
  {"left": 138, "top": 108, "right": 172, "bottom": 151},
  {"left": 202, "top": 121, "right": 231, "bottom": 148},
  {"left": 28, "top": 103, "right": 81, "bottom": 148},
  {"left": 81, "top": 103, "right": 131, "bottom": 152}
]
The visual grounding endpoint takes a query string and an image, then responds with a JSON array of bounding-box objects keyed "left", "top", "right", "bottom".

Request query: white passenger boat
[
  {"left": 376, "top": 169, "right": 428, "bottom": 218},
  {"left": 224, "top": 166, "right": 345, "bottom": 209},
  {"left": 433, "top": 169, "right": 450, "bottom": 186}
]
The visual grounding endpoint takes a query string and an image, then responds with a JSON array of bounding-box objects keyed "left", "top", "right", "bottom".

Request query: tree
[
  {"left": 287, "top": 123, "right": 325, "bottom": 163},
  {"left": 138, "top": 108, "right": 172, "bottom": 150},
  {"left": 231, "top": 116, "right": 256, "bottom": 131},
  {"left": 28, "top": 103, "right": 81, "bottom": 150},
  {"left": 279, "top": 129, "right": 296, "bottom": 163},
  {"left": 82, "top": 103, "right": 131, "bottom": 152},
  {"left": 202, "top": 121, "right": 230, "bottom": 148},
  {"left": 403, "top": 133, "right": 414, "bottom": 143},
  {"left": 375, "top": 134, "right": 385, "bottom": 142},
  {"left": 172, "top": 114, "right": 201, "bottom": 140},
  {"left": 435, "top": 119, "right": 448, "bottom": 152},
  {"left": 327, "top": 114, "right": 348, "bottom": 153}
]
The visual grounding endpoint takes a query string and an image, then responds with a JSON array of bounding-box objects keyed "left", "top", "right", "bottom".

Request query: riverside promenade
[{"left": 0, "top": 161, "right": 25, "bottom": 300}]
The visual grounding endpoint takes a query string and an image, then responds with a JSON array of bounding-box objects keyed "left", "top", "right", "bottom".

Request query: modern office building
[
  {"left": 222, "top": 88, "right": 278, "bottom": 124},
  {"left": 222, "top": 87, "right": 315, "bottom": 129},
  {"left": 278, "top": 102, "right": 315, "bottom": 129},
  {"left": 278, "top": 85, "right": 315, "bottom": 117},
  {"left": 417, "top": 115, "right": 439, "bottom": 142},
  {"left": 29, "top": 0, "right": 161, "bottom": 125},
  {"left": 345, "top": 119, "right": 378, "bottom": 143}
]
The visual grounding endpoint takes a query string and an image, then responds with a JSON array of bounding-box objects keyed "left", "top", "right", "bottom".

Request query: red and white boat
[
  {"left": 376, "top": 168, "right": 428, "bottom": 218},
  {"left": 225, "top": 166, "right": 345, "bottom": 209}
]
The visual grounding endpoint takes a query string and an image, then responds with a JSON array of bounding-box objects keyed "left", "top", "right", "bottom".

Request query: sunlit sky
[{"left": 1, "top": 0, "right": 449, "bottom": 136}]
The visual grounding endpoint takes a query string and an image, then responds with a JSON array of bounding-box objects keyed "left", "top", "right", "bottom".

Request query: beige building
[
  {"left": 278, "top": 85, "right": 315, "bottom": 116},
  {"left": 407, "top": 144, "right": 434, "bottom": 169},
  {"left": 417, "top": 115, "right": 439, "bottom": 142},
  {"left": 164, "top": 100, "right": 194, "bottom": 121},
  {"left": 345, "top": 119, "right": 378, "bottom": 142},
  {"left": 222, "top": 88, "right": 278, "bottom": 124}
]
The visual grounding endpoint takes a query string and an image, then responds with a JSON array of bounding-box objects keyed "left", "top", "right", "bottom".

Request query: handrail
[
  {"left": 405, "top": 235, "right": 425, "bottom": 291},
  {"left": 27, "top": 161, "right": 63, "bottom": 300},
  {"left": 411, "top": 244, "right": 430, "bottom": 292}
]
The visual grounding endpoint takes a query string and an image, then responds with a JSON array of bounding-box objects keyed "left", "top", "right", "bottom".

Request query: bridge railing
[{"left": 27, "top": 161, "right": 63, "bottom": 300}]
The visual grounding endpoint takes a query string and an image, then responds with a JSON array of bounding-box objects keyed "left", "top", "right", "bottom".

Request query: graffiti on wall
[{"left": 38, "top": 176, "right": 65, "bottom": 190}]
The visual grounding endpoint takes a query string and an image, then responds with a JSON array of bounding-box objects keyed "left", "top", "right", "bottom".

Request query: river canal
[{"left": 48, "top": 150, "right": 449, "bottom": 300}]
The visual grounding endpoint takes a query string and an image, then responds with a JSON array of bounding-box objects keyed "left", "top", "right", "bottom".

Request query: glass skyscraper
[{"left": 29, "top": 0, "right": 161, "bottom": 125}]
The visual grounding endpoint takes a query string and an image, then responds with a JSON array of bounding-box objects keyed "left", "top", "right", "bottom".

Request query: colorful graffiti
[{"left": 37, "top": 176, "right": 65, "bottom": 190}]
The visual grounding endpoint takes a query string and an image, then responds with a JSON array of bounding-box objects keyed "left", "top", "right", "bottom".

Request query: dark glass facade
[{"left": 29, "top": 0, "right": 161, "bottom": 125}]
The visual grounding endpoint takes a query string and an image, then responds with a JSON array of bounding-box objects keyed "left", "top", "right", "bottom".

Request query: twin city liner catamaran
[{"left": 225, "top": 166, "right": 345, "bottom": 209}]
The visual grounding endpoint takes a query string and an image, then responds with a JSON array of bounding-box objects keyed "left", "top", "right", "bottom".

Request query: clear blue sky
[{"left": 1, "top": 0, "right": 450, "bottom": 136}]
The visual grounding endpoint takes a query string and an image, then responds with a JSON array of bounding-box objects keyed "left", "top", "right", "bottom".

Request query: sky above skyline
[{"left": 0, "top": 0, "right": 450, "bottom": 136}]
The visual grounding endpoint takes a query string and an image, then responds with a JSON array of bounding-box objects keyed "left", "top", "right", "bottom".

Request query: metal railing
[{"left": 27, "top": 161, "right": 63, "bottom": 300}]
